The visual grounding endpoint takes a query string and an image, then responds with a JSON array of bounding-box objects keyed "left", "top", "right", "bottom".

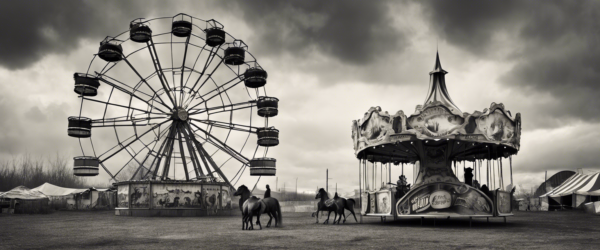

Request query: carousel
[
  {"left": 351, "top": 53, "right": 521, "bottom": 223},
  {"left": 68, "top": 14, "right": 278, "bottom": 216}
]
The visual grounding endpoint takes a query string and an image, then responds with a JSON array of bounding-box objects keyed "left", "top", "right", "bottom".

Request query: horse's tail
[{"left": 276, "top": 200, "right": 282, "bottom": 226}]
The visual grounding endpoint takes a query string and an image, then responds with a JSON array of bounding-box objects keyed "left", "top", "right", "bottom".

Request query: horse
[
  {"left": 312, "top": 189, "right": 358, "bottom": 224},
  {"left": 233, "top": 185, "right": 282, "bottom": 230},
  {"left": 249, "top": 197, "right": 282, "bottom": 229},
  {"left": 233, "top": 185, "right": 254, "bottom": 230}
]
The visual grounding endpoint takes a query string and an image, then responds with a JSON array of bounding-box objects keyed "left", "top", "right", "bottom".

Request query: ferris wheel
[{"left": 68, "top": 13, "right": 278, "bottom": 190}]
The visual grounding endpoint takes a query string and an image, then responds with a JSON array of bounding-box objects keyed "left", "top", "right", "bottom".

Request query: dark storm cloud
[
  {"left": 218, "top": 0, "right": 406, "bottom": 65},
  {"left": 0, "top": 0, "right": 166, "bottom": 70},
  {"left": 420, "top": 0, "right": 600, "bottom": 124}
]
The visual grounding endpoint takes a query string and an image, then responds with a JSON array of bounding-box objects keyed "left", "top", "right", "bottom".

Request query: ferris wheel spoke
[
  {"left": 128, "top": 126, "right": 171, "bottom": 181},
  {"left": 195, "top": 138, "right": 235, "bottom": 190},
  {"left": 180, "top": 126, "right": 204, "bottom": 178},
  {"left": 188, "top": 100, "right": 256, "bottom": 116},
  {"left": 145, "top": 124, "right": 177, "bottom": 180},
  {"left": 179, "top": 126, "right": 213, "bottom": 178},
  {"left": 159, "top": 127, "right": 178, "bottom": 180},
  {"left": 175, "top": 125, "right": 190, "bottom": 180},
  {"left": 106, "top": 122, "right": 164, "bottom": 161},
  {"left": 98, "top": 120, "right": 170, "bottom": 163},
  {"left": 81, "top": 97, "right": 165, "bottom": 117},
  {"left": 147, "top": 38, "right": 177, "bottom": 107},
  {"left": 91, "top": 116, "right": 167, "bottom": 128},
  {"left": 99, "top": 162, "right": 117, "bottom": 181},
  {"left": 182, "top": 44, "right": 209, "bottom": 93},
  {"left": 185, "top": 46, "right": 223, "bottom": 104},
  {"left": 189, "top": 118, "right": 257, "bottom": 133},
  {"left": 178, "top": 36, "right": 192, "bottom": 107},
  {"left": 188, "top": 122, "right": 250, "bottom": 164},
  {"left": 113, "top": 142, "right": 150, "bottom": 178},
  {"left": 122, "top": 57, "right": 175, "bottom": 108},
  {"left": 187, "top": 77, "right": 244, "bottom": 111},
  {"left": 183, "top": 123, "right": 234, "bottom": 189},
  {"left": 97, "top": 74, "right": 171, "bottom": 112}
]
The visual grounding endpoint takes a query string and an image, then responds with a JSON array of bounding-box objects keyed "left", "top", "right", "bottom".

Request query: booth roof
[{"left": 0, "top": 186, "right": 48, "bottom": 200}]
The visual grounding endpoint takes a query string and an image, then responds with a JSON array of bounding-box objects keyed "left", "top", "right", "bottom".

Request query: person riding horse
[
  {"left": 264, "top": 184, "right": 271, "bottom": 198},
  {"left": 395, "top": 175, "right": 411, "bottom": 200}
]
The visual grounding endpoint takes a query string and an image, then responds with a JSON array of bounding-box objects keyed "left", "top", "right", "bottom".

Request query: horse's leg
[
  {"left": 315, "top": 209, "right": 319, "bottom": 224},
  {"left": 242, "top": 215, "right": 246, "bottom": 230},
  {"left": 351, "top": 209, "right": 358, "bottom": 223},
  {"left": 342, "top": 211, "right": 347, "bottom": 223},
  {"left": 334, "top": 211, "right": 339, "bottom": 224},
  {"left": 315, "top": 208, "right": 320, "bottom": 224},
  {"left": 325, "top": 211, "right": 332, "bottom": 224},
  {"left": 266, "top": 212, "right": 273, "bottom": 228},
  {"left": 248, "top": 214, "right": 254, "bottom": 230},
  {"left": 256, "top": 214, "right": 262, "bottom": 230}
]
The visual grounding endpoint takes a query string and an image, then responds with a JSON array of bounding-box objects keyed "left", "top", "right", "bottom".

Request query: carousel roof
[
  {"left": 351, "top": 52, "right": 522, "bottom": 163},
  {"left": 423, "top": 52, "right": 462, "bottom": 116}
]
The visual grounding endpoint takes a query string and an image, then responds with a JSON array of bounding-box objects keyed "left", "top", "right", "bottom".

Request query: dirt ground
[{"left": 0, "top": 210, "right": 599, "bottom": 249}]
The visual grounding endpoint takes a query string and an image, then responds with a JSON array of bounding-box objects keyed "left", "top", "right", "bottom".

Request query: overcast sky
[{"left": 1, "top": 0, "right": 599, "bottom": 194}]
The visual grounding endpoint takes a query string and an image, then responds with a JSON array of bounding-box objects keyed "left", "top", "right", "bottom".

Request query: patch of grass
[{"left": 0, "top": 211, "right": 599, "bottom": 249}]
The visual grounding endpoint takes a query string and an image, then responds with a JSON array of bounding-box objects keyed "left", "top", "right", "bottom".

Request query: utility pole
[
  {"left": 326, "top": 169, "right": 332, "bottom": 194},
  {"left": 276, "top": 177, "right": 278, "bottom": 192},
  {"left": 296, "top": 177, "right": 298, "bottom": 199}
]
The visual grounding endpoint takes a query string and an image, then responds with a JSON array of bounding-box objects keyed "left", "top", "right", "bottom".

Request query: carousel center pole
[
  {"left": 359, "top": 159, "right": 363, "bottom": 223},
  {"left": 510, "top": 156, "right": 514, "bottom": 187}
]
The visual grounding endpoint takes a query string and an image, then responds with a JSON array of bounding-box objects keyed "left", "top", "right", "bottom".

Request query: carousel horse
[{"left": 312, "top": 188, "right": 357, "bottom": 224}]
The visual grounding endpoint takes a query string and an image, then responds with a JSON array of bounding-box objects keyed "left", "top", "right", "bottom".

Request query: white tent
[
  {"left": 31, "top": 183, "right": 114, "bottom": 210},
  {"left": 0, "top": 186, "right": 50, "bottom": 214},
  {"left": 0, "top": 186, "right": 48, "bottom": 200},
  {"left": 32, "top": 182, "right": 87, "bottom": 196},
  {"left": 583, "top": 202, "right": 600, "bottom": 215}
]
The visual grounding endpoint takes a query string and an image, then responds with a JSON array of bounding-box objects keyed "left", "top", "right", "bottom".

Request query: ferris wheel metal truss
[{"left": 68, "top": 14, "right": 279, "bottom": 190}]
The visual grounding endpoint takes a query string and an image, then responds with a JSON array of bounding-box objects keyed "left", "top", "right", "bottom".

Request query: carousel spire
[{"left": 424, "top": 52, "right": 462, "bottom": 114}]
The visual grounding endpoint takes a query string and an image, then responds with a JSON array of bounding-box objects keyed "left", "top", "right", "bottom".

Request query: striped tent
[{"left": 541, "top": 173, "right": 600, "bottom": 197}]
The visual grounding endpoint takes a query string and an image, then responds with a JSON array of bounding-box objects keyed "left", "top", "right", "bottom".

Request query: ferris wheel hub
[{"left": 171, "top": 107, "right": 188, "bottom": 121}]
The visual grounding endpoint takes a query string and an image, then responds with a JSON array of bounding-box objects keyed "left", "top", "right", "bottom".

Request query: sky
[{"left": 0, "top": 0, "right": 599, "bottom": 194}]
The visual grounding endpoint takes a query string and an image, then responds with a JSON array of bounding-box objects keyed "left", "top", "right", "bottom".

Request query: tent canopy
[
  {"left": 541, "top": 172, "right": 600, "bottom": 197},
  {"left": 534, "top": 170, "right": 576, "bottom": 197},
  {"left": 32, "top": 182, "right": 110, "bottom": 196},
  {"left": 0, "top": 186, "right": 48, "bottom": 200},
  {"left": 32, "top": 182, "right": 88, "bottom": 196}
]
